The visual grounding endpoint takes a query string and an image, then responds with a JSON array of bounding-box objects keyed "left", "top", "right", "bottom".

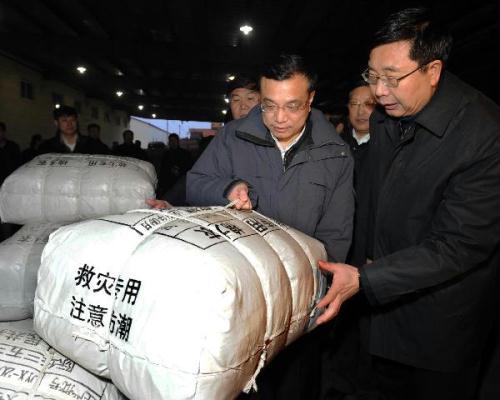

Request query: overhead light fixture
[
  {"left": 116, "top": 90, "right": 124, "bottom": 97},
  {"left": 222, "top": 110, "right": 227, "bottom": 115},
  {"left": 151, "top": 113, "right": 157, "bottom": 118},
  {"left": 224, "top": 96, "right": 229, "bottom": 104},
  {"left": 138, "top": 105, "right": 144, "bottom": 111},
  {"left": 227, "top": 74, "right": 236, "bottom": 82},
  {"left": 239, "top": 25, "right": 253, "bottom": 35},
  {"left": 116, "top": 70, "right": 124, "bottom": 76},
  {"left": 76, "top": 66, "right": 87, "bottom": 74},
  {"left": 55, "top": 103, "right": 61, "bottom": 109}
]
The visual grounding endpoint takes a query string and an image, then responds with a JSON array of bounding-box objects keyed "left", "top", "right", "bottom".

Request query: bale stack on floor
[{"left": 0, "top": 153, "right": 157, "bottom": 399}]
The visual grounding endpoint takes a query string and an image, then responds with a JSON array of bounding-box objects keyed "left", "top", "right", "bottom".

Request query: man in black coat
[
  {"left": 316, "top": 7, "right": 500, "bottom": 400},
  {"left": 39, "top": 106, "right": 102, "bottom": 154}
]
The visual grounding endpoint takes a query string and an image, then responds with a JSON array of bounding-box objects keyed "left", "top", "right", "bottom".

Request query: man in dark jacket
[
  {"left": 39, "top": 106, "right": 102, "bottom": 154},
  {"left": 187, "top": 54, "right": 354, "bottom": 399},
  {"left": 317, "top": 7, "right": 500, "bottom": 400}
]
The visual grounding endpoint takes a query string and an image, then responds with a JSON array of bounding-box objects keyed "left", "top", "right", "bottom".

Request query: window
[{"left": 20, "top": 81, "right": 34, "bottom": 99}]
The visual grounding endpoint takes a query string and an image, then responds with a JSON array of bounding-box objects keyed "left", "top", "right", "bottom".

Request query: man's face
[
  {"left": 124, "top": 131, "right": 133, "bottom": 144},
  {"left": 348, "top": 86, "right": 376, "bottom": 135},
  {"left": 168, "top": 136, "right": 179, "bottom": 149},
  {"left": 368, "top": 41, "right": 441, "bottom": 117},
  {"left": 56, "top": 115, "right": 78, "bottom": 137},
  {"left": 260, "top": 74, "right": 314, "bottom": 146},
  {"left": 88, "top": 127, "right": 100, "bottom": 139},
  {"left": 230, "top": 88, "right": 260, "bottom": 120}
]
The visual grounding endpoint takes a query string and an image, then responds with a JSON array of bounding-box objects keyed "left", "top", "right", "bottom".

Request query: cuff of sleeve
[{"left": 359, "top": 266, "right": 379, "bottom": 306}]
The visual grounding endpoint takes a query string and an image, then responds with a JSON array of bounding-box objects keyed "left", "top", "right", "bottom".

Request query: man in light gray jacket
[{"left": 186, "top": 54, "right": 354, "bottom": 399}]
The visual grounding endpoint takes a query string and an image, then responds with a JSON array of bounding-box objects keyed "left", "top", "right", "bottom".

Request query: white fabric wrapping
[
  {"left": 0, "top": 323, "right": 125, "bottom": 400},
  {"left": 0, "top": 153, "right": 156, "bottom": 224},
  {"left": 34, "top": 207, "right": 326, "bottom": 400},
  {"left": 0, "top": 223, "right": 63, "bottom": 321}
]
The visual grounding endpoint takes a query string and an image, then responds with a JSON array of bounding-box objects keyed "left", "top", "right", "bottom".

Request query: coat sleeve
[
  {"left": 315, "top": 154, "right": 355, "bottom": 263},
  {"left": 360, "top": 126, "right": 500, "bottom": 306},
  {"left": 186, "top": 128, "right": 237, "bottom": 206}
]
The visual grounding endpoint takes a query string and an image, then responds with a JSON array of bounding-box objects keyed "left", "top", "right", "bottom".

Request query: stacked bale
[{"left": 34, "top": 207, "right": 327, "bottom": 400}]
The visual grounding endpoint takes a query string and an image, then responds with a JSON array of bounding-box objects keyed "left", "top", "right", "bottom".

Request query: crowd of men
[{"left": 1, "top": 6, "right": 499, "bottom": 400}]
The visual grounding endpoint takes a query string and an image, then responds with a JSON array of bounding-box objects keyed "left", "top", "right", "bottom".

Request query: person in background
[
  {"left": 39, "top": 106, "right": 101, "bottom": 154},
  {"left": 87, "top": 123, "right": 110, "bottom": 154},
  {"left": 227, "top": 75, "right": 260, "bottom": 120},
  {"left": 317, "top": 7, "right": 500, "bottom": 400},
  {"left": 156, "top": 133, "right": 192, "bottom": 205},
  {"left": 114, "top": 129, "right": 148, "bottom": 160},
  {"left": 0, "top": 121, "right": 21, "bottom": 240},
  {"left": 21, "top": 134, "right": 43, "bottom": 164},
  {"left": 341, "top": 81, "right": 376, "bottom": 186},
  {"left": 0, "top": 121, "right": 21, "bottom": 184}
]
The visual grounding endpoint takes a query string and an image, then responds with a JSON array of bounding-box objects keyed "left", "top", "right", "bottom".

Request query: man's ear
[
  {"left": 308, "top": 90, "right": 316, "bottom": 108},
  {"left": 427, "top": 60, "right": 443, "bottom": 87}
]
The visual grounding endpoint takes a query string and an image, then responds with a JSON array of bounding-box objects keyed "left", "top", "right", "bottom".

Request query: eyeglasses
[
  {"left": 361, "top": 64, "right": 426, "bottom": 88},
  {"left": 348, "top": 101, "right": 376, "bottom": 109},
  {"left": 260, "top": 101, "right": 309, "bottom": 114}
]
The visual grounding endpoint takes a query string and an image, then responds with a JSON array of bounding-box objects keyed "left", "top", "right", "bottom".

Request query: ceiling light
[
  {"left": 55, "top": 104, "right": 61, "bottom": 109},
  {"left": 76, "top": 66, "right": 87, "bottom": 74},
  {"left": 116, "top": 70, "right": 124, "bottom": 76},
  {"left": 138, "top": 105, "right": 144, "bottom": 111},
  {"left": 224, "top": 97, "right": 229, "bottom": 104},
  {"left": 239, "top": 25, "right": 253, "bottom": 35},
  {"left": 151, "top": 113, "right": 157, "bottom": 118},
  {"left": 227, "top": 75, "right": 235, "bottom": 82},
  {"left": 116, "top": 90, "right": 124, "bottom": 97},
  {"left": 222, "top": 110, "right": 227, "bottom": 115}
]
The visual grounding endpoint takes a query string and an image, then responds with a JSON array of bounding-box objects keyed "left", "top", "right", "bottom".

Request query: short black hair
[
  {"left": 87, "top": 123, "right": 100, "bottom": 131},
  {"left": 122, "top": 129, "right": 133, "bottom": 138},
  {"left": 371, "top": 7, "right": 453, "bottom": 66},
  {"left": 168, "top": 133, "right": 180, "bottom": 140},
  {"left": 348, "top": 80, "right": 370, "bottom": 100},
  {"left": 226, "top": 75, "right": 258, "bottom": 96},
  {"left": 53, "top": 105, "right": 78, "bottom": 120},
  {"left": 260, "top": 54, "right": 317, "bottom": 92}
]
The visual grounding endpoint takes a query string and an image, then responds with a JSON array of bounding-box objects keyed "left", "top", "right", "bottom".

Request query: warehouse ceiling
[{"left": 0, "top": 0, "right": 498, "bottom": 122}]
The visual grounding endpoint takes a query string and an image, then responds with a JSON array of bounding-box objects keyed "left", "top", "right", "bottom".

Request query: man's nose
[
  {"left": 275, "top": 108, "right": 287, "bottom": 122},
  {"left": 374, "top": 80, "right": 389, "bottom": 97}
]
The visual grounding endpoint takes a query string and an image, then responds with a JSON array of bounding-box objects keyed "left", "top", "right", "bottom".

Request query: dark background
[{"left": 0, "top": 0, "right": 497, "bottom": 121}]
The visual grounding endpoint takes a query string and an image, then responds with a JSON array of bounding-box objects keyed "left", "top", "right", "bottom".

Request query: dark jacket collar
[
  {"left": 372, "top": 71, "right": 468, "bottom": 138},
  {"left": 233, "top": 106, "right": 345, "bottom": 147}
]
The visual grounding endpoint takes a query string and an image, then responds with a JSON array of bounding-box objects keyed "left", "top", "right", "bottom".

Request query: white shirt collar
[
  {"left": 271, "top": 124, "right": 307, "bottom": 160},
  {"left": 352, "top": 128, "right": 370, "bottom": 145}
]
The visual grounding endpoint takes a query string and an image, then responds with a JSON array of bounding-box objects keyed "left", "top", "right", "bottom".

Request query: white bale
[
  {"left": 34, "top": 207, "right": 326, "bottom": 400},
  {"left": 0, "top": 324, "right": 125, "bottom": 400},
  {"left": 0, "top": 153, "right": 157, "bottom": 224},
  {"left": 0, "top": 223, "right": 63, "bottom": 321}
]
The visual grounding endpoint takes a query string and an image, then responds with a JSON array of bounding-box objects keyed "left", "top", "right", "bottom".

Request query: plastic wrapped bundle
[
  {"left": 34, "top": 207, "right": 327, "bottom": 400},
  {"left": 0, "top": 223, "right": 63, "bottom": 321},
  {"left": 0, "top": 323, "right": 125, "bottom": 400},
  {"left": 0, "top": 153, "right": 156, "bottom": 224}
]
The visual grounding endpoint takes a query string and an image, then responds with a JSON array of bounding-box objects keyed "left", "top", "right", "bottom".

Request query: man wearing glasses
[
  {"left": 187, "top": 54, "right": 354, "bottom": 399},
  {"left": 317, "top": 7, "right": 500, "bottom": 400}
]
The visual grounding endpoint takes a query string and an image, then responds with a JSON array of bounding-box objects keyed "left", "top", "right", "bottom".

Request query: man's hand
[
  {"left": 227, "top": 182, "right": 253, "bottom": 210},
  {"left": 315, "top": 261, "right": 360, "bottom": 325},
  {"left": 145, "top": 199, "right": 173, "bottom": 209}
]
